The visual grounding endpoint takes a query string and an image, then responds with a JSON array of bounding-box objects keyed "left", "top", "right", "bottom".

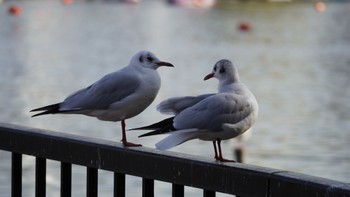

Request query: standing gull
[
  {"left": 30, "top": 50, "right": 174, "bottom": 147},
  {"left": 132, "top": 59, "right": 258, "bottom": 161}
]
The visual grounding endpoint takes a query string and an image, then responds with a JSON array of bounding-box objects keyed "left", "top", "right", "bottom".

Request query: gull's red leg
[
  {"left": 217, "top": 139, "right": 235, "bottom": 162},
  {"left": 213, "top": 141, "right": 219, "bottom": 160},
  {"left": 121, "top": 119, "right": 142, "bottom": 147}
]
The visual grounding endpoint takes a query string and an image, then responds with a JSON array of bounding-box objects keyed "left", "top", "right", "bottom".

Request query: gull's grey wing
[
  {"left": 173, "top": 93, "right": 254, "bottom": 131},
  {"left": 157, "top": 94, "right": 215, "bottom": 115},
  {"left": 60, "top": 70, "right": 140, "bottom": 110}
]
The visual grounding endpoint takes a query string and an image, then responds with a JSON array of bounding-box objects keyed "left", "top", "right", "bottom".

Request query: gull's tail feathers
[{"left": 155, "top": 130, "right": 198, "bottom": 150}]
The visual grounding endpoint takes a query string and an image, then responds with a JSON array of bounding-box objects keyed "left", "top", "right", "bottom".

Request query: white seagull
[
  {"left": 132, "top": 59, "right": 258, "bottom": 161},
  {"left": 31, "top": 50, "right": 174, "bottom": 147}
]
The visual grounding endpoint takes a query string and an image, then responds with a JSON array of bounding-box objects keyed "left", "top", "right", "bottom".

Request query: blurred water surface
[{"left": 0, "top": 0, "right": 350, "bottom": 196}]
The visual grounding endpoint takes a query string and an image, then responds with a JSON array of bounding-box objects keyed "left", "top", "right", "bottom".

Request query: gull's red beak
[
  {"left": 204, "top": 73, "right": 214, "bottom": 81},
  {"left": 156, "top": 61, "right": 174, "bottom": 67}
]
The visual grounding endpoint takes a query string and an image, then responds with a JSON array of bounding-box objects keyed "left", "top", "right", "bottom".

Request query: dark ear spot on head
[
  {"left": 147, "top": 56, "right": 154, "bottom": 62},
  {"left": 220, "top": 67, "right": 225, "bottom": 73},
  {"left": 139, "top": 55, "right": 144, "bottom": 63}
]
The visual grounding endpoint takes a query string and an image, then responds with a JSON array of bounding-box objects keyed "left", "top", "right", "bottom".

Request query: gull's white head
[
  {"left": 131, "top": 50, "right": 174, "bottom": 70},
  {"left": 204, "top": 59, "right": 239, "bottom": 82}
]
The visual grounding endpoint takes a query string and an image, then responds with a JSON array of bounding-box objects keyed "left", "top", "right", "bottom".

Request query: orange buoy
[
  {"left": 315, "top": 2, "right": 326, "bottom": 12},
  {"left": 8, "top": 5, "right": 22, "bottom": 16},
  {"left": 238, "top": 22, "right": 251, "bottom": 32},
  {"left": 62, "top": 0, "right": 73, "bottom": 5}
]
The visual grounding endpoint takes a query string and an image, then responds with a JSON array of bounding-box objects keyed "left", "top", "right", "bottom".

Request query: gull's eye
[
  {"left": 213, "top": 66, "right": 217, "bottom": 72},
  {"left": 147, "top": 56, "right": 154, "bottom": 62},
  {"left": 219, "top": 67, "right": 225, "bottom": 73}
]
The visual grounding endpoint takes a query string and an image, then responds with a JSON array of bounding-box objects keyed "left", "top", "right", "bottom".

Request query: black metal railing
[{"left": 0, "top": 122, "right": 349, "bottom": 197}]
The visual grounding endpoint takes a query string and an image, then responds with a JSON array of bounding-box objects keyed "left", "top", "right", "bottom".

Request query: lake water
[{"left": 0, "top": 0, "right": 350, "bottom": 196}]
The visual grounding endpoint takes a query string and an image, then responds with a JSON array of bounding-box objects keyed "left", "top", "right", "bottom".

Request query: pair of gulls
[{"left": 31, "top": 50, "right": 258, "bottom": 162}]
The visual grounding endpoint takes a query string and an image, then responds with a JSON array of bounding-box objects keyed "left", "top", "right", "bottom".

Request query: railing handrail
[{"left": 0, "top": 122, "right": 349, "bottom": 197}]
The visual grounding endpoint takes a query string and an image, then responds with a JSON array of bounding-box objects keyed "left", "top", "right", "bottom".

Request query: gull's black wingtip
[
  {"left": 138, "top": 130, "right": 162, "bottom": 138},
  {"left": 30, "top": 112, "right": 41, "bottom": 117},
  {"left": 138, "top": 125, "right": 176, "bottom": 138},
  {"left": 128, "top": 117, "right": 176, "bottom": 138},
  {"left": 129, "top": 117, "right": 175, "bottom": 131},
  {"left": 129, "top": 125, "right": 156, "bottom": 131},
  {"left": 30, "top": 103, "right": 61, "bottom": 117}
]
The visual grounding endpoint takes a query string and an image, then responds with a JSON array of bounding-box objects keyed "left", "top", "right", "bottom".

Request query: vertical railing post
[
  {"left": 142, "top": 178, "right": 154, "bottom": 197},
  {"left": 87, "top": 167, "right": 98, "bottom": 197},
  {"left": 114, "top": 172, "right": 125, "bottom": 197},
  {"left": 12, "top": 153, "right": 22, "bottom": 197},
  {"left": 172, "top": 184, "right": 184, "bottom": 197},
  {"left": 35, "top": 157, "right": 46, "bottom": 197},
  {"left": 203, "top": 190, "right": 215, "bottom": 197},
  {"left": 60, "top": 162, "right": 72, "bottom": 197}
]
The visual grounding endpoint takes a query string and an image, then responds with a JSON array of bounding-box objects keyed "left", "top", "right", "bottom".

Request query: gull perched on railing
[
  {"left": 132, "top": 59, "right": 258, "bottom": 162},
  {"left": 30, "top": 50, "right": 174, "bottom": 147}
]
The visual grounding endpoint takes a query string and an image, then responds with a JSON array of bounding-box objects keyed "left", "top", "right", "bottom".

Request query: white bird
[
  {"left": 132, "top": 59, "right": 258, "bottom": 161},
  {"left": 31, "top": 50, "right": 174, "bottom": 147}
]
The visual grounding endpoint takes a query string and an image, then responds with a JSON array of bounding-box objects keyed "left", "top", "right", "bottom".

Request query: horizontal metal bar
[
  {"left": 270, "top": 171, "right": 350, "bottom": 197},
  {"left": 1, "top": 123, "right": 350, "bottom": 197}
]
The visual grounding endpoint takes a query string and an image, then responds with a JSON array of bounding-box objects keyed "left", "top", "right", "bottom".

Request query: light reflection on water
[{"left": 0, "top": 0, "right": 350, "bottom": 196}]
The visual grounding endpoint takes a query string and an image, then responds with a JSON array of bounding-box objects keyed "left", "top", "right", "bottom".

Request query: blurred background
[{"left": 0, "top": 0, "right": 349, "bottom": 196}]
